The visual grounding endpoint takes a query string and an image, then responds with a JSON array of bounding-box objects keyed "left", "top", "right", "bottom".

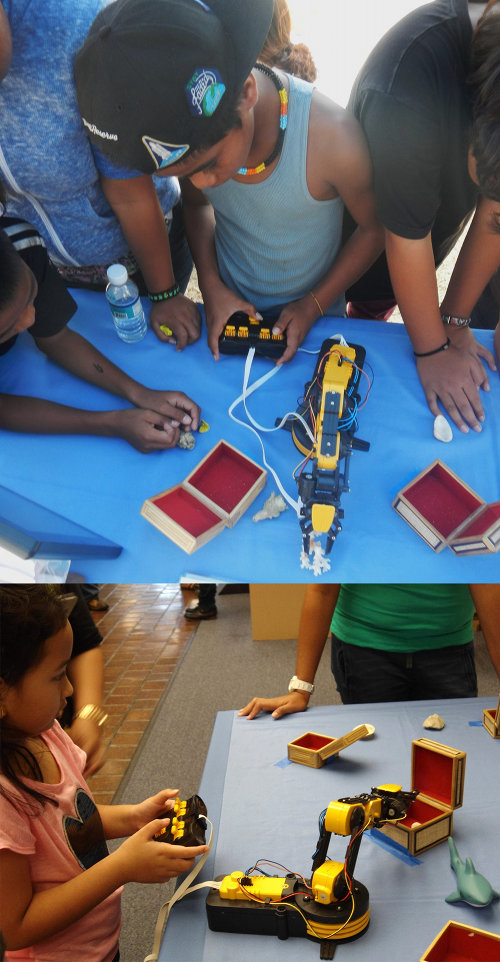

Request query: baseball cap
[{"left": 74, "top": 0, "right": 274, "bottom": 174}]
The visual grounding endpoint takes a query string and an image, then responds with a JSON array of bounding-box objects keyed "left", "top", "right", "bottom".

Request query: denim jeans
[{"left": 331, "top": 634, "right": 477, "bottom": 704}]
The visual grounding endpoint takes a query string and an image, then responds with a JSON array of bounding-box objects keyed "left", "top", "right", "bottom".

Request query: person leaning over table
[
  {"left": 0, "top": 0, "right": 200, "bottom": 350},
  {"left": 342, "top": 0, "right": 500, "bottom": 436},
  {"left": 0, "top": 213, "right": 199, "bottom": 451},
  {"left": 239, "top": 584, "right": 500, "bottom": 716},
  {"left": 73, "top": 0, "right": 385, "bottom": 367}
]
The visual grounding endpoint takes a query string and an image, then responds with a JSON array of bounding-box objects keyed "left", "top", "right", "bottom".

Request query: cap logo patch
[
  {"left": 142, "top": 136, "right": 190, "bottom": 170},
  {"left": 185, "top": 68, "right": 226, "bottom": 118}
]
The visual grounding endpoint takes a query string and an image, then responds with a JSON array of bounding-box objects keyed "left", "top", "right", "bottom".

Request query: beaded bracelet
[
  {"left": 148, "top": 282, "right": 180, "bottom": 302},
  {"left": 414, "top": 337, "right": 450, "bottom": 358}
]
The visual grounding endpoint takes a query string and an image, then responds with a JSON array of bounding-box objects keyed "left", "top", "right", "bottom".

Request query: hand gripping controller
[{"left": 154, "top": 794, "right": 207, "bottom": 847}]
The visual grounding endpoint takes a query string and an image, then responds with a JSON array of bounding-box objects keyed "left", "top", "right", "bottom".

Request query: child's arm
[
  {"left": 0, "top": 821, "right": 208, "bottom": 951},
  {"left": 181, "top": 179, "right": 258, "bottom": 358},
  {"left": 37, "top": 326, "right": 199, "bottom": 427},
  {"left": 101, "top": 173, "right": 201, "bottom": 349},
  {"left": 98, "top": 789, "right": 179, "bottom": 839},
  {"left": 0, "top": 393, "right": 190, "bottom": 452},
  {"left": 238, "top": 583, "right": 340, "bottom": 719},
  {"left": 275, "top": 99, "right": 385, "bottom": 363}
]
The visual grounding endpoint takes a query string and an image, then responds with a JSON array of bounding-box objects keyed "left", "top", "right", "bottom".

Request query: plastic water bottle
[{"left": 106, "top": 263, "right": 147, "bottom": 342}]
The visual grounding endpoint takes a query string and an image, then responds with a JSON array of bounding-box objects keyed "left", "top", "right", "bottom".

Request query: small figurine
[{"left": 446, "top": 837, "right": 500, "bottom": 908}]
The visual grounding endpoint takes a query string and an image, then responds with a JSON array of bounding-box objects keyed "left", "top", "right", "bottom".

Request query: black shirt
[
  {"left": 0, "top": 218, "right": 77, "bottom": 356},
  {"left": 345, "top": 0, "right": 478, "bottom": 303}
]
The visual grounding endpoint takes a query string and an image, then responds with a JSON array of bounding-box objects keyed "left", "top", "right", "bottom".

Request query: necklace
[{"left": 237, "top": 62, "right": 288, "bottom": 177}]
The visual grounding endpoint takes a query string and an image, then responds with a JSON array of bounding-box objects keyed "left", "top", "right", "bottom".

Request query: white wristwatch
[{"left": 288, "top": 675, "right": 315, "bottom": 694}]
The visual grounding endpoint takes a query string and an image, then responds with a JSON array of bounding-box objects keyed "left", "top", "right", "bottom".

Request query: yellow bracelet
[
  {"left": 309, "top": 290, "right": 324, "bottom": 316},
  {"left": 73, "top": 704, "right": 108, "bottom": 727}
]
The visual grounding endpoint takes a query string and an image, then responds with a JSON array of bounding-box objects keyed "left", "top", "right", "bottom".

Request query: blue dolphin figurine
[{"left": 446, "top": 837, "right": 500, "bottom": 907}]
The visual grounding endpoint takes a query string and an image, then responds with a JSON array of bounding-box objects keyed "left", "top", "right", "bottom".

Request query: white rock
[
  {"left": 177, "top": 430, "right": 196, "bottom": 450},
  {"left": 353, "top": 723, "right": 375, "bottom": 739},
  {"left": 423, "top": 713, "right": 445, "bottom": 730},
  {"left": 252, "top": 492, "right": 287, "bottom": 522},
  {"left": 433, "top": 414, "right": 453, "bottom": 443}
]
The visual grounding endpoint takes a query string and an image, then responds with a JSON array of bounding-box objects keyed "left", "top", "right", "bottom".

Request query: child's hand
[
  {"left": 133, "top": 387, "right": 200, "bottom": 431},
  {"left": 204, "top": 285, "right": 259, "bottom": 360},
  {"left": 116, "top": 819, "right": 209, "bottom": 884},
  {"left": 134, "top": 789, "right": 179, "bottom": 831},
  {"left": 113, "top": 408, "right": 180, "bottom": 451},
  {"left": 272, "top": 296, "right": 318, "bottom": 365},
  {"left": 416, "top": 327, "right": 495, "bottom": 433},
  {"left": 149, "top": 297, "right": 202, "bottom": 350}
]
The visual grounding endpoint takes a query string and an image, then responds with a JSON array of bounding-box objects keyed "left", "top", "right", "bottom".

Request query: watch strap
[
  {"left": 288, "top": 675, "right": 314, "bottom": 694},
  {"left": 441, "top": 313, "right": 471, "bottom": 328}
]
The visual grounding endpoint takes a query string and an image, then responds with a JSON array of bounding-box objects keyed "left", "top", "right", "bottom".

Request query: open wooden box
[
  {"left": 393, "top": 460, "right": 500, "bottom": 554},
  {"left": 420, "top": 921, "right": 500, "bottom": 962},
  {"left": 141, "top": 440, "right": 266, "bottom": 553},
  {"left": 287, "top": 725, "right": 369, "bottom": 768},
  {"left": 379, "top": 738, "right": 466, "bottom": 855},
  {"left": 483, "top": 694, "right": 500, "bottom": 739}
]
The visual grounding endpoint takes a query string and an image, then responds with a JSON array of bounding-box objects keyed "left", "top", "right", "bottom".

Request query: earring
[{"left": 0, "top": 705, "right": 6, "bottom": 719}]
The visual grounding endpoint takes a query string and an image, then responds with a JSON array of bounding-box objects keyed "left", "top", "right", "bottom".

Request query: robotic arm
[
  {"left": 206, "top": 785, "right": 417, "bottom": 957},
  {"left": 279, "top": 338, "right": 370, "bottom": 557},
  {"left": 311, "top": 786, "right": 418, "bottom": 906}
]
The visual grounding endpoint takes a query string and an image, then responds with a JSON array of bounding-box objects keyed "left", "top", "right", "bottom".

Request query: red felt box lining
[
  {"left": 424, "top": 924, "right": 500, "bottom": 961},
  {"left": 400, "top": 798, "right": 445, "bottom": 828},
  {"left": 188, "top": 443, "right": 262, "bottom": 513},
  {"left": 457, "top": 502, "right": 500, "bottom": 537},
  {"left": 414, "top": 745, "right": 453, "bottom": 807},
  {"left": 291, "top": 733, "right": 334, "bottom": 751},
  {"left": 153, "top": 488, "right": 221, "bottom": 538},
  {"left": 403, "top": 464, "right": 482, "bottom": 538}
]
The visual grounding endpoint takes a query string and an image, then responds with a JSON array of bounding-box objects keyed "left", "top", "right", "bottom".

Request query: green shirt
[{"left": 331, "top": 584, "right": 474, "bottom": 652}]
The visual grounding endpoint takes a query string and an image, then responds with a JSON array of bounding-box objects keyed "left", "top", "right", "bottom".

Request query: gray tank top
[{"left": 204, "top": 73, "right": 345, "bottom": 316}]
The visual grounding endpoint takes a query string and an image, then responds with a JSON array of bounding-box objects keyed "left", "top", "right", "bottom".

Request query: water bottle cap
[{"left": 107, "top": 263, "right": 128, "bottom": 286}]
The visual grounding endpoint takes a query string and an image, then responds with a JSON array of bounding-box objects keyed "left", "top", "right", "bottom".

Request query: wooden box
[
  {"left": 287, "top": 725, "right": 369, "bottom": 768},
  {"left": 141, "top": 440, "right": 266, "bottom": 553},
  {"left": 420, "top": 921, "right": 500, "bottom": 962},
  {"left": 483, "top": 694, "right": 500, "bottom": 738},
  {"left": 393, "top": 460, "right": 500, "bottom": 555},
  {"left": 379, "top": 738, "right": 466, "bottom": 855}
]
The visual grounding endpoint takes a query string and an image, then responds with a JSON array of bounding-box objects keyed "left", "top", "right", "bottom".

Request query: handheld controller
[
  {"left": 218, "top": 311, "right": 286, "bottom": 358},
  {"left": 154, "top": 794, "right": 207, "bottom": 847}
]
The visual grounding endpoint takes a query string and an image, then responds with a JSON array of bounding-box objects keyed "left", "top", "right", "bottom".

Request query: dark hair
[
  {"left": 0, "top": 586, "right": 67, "bottom": 811},
  {"left": 181, "top": 93, "right": 244, "bottom": 160},
  {"left": 469, "top": 0, "right": 500, "bottom": 201},
  {"left": 259, "top": 0, "right": 317, "bottom": 82},
  {"left": 0, "top": 227, "right": 25, "bottom": 312}
]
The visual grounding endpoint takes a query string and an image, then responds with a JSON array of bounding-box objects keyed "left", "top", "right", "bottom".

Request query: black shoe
[{"left": 184, "top": 602, "right": 218, "bottom": 621}]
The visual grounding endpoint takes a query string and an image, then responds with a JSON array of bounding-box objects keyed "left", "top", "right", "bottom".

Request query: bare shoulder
[
  {"left": 310, "top": 89, "right": 368, "bottom": 158},
  {"left": 307, "top": 89, "right": 372, "bottom": 195}
]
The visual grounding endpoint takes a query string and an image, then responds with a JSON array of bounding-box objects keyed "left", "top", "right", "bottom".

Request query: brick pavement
[{"left": 86, "top": 584, "right": 197, "bottom": 804}]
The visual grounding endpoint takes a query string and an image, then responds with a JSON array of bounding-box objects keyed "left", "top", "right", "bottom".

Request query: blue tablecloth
[
  {"left": 1, "top": 289, "right": 499, "bottom": 581},
  {"left": 160, "top": 699, "right": 500, "bottom": 962}
]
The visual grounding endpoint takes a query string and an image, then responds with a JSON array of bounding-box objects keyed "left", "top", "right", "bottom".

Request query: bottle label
[{"left": 110, "top": 301, "right": 144, "bottom": 322}]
